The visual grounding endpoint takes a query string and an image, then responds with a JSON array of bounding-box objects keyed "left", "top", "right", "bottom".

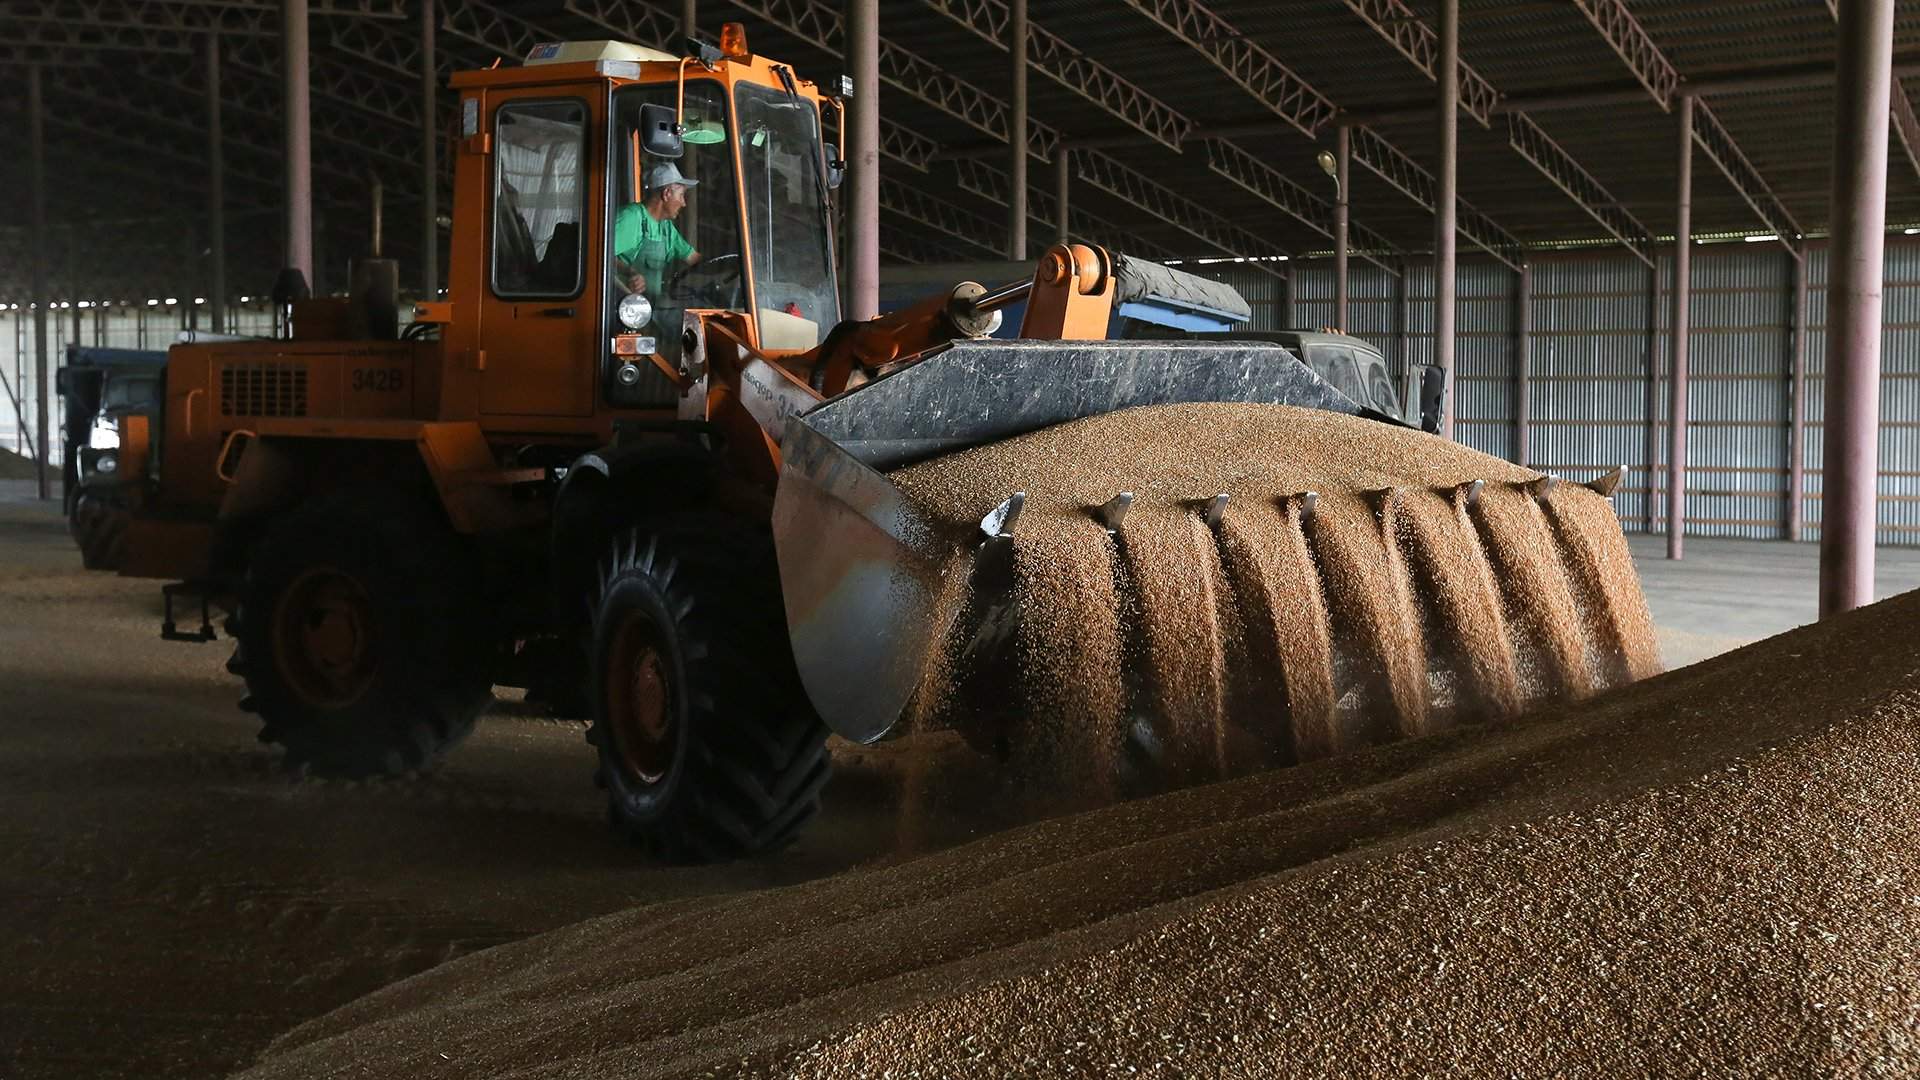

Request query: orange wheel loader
[{"left": 81, "top": 28, "right": 1649, "bottom": 862}]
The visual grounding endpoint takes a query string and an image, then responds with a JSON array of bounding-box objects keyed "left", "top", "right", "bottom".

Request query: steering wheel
[{"left": 665, "top": 252, "right": 743, "bottom": 307}]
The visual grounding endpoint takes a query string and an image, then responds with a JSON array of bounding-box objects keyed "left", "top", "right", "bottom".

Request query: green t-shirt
[{"left": 612, "top": 203, "right": 694, "bottom": 289}]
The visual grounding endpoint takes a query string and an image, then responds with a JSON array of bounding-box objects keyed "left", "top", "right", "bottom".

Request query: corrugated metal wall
[
  {"left": 1805, "top": 243, "right": 1920, "bottom": 545},
  {"left": 1202, "top": 238, "right": 1920, "bottom": 545}
]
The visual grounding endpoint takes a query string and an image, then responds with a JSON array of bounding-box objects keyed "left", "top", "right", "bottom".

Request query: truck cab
[
  {"left": 1250, "top": 331, "right": 1400, "bottom": 417},
  {"left": 1116, "top": 321, "right": 1421, "bottom": 422}
]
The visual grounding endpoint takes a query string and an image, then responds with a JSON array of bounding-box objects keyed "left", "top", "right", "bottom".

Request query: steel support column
[
  {"left": 1007, "top": 0, "right": 1027, "bottom": 260},
  {"left": 1643, "top": 262, "right": 1658, "bottom": 532},
  {"left": 1434, "top": 0, "right": 1458, "bottom": 439},
  {"left": 29, "top": 66, "right": 49, "bottom": 501},
  {"left": 12, "top": 318, "right": 21, "bottom": 456},
  {"left": 68, "top": 229, "right": 80, "bottom": 349},
  {"left": 682, "top": 0, "right": 696, "bottom": 36},
  {"left": 207, "top": 33, "right": 227, "bottom": 333},
  {"left": 284, "top": 0, "right": 314, "bottom": 288},
  {"left": 1821, "top": 0, "right": 1894, "bottom": 616},
  {"left": 313, "top": 206, "right": 328, "bottom": 296},
  {"left": 421, "top": 0, "right": 438, "bottom": 295},
  {"left": 1514, "top": 261, "right": 1531, "bottom": 466},
  {"left": 1334, "top": 124, "right": 1349, "bottom": 332},
  {"left": 845, "top": 0, "right": 879, "bottom": 320},
  {"left": 1788, "top": 247, "right": 1808, "bottom": 541},
  {"left": 1668, "top": 94, "right": 1692, "bottom": 560},
  {"left": 1054, "top": 146, "right": 1069, "bottom": 244},
  {"left": 184, "top": 226, "right": 199, "bottom": 333},
  {"left": 1394, "top": 258, "right": 1408, "bottom": 377}
]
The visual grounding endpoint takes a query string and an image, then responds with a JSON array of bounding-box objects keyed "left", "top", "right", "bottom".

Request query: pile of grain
[
  {"left": 240, "top": 589, "right": 1920, "bottom": 1078},
  {"left": 240, "top": 584, "right": 1920, "bottom": 1068},
  {"left": 0, "top": 446, "right": 42, "bottom": 480},
  {"left": 889, "top": 403, "right": 1658, "bottom": 782}
]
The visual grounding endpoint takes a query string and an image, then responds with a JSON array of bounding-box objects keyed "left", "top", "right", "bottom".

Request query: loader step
[{"left": 160, "top": 580, "right": 223, "bottom": 643}]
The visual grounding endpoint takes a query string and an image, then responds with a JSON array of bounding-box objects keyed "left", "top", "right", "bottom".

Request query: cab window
[
  {"left": 1311, "top": 345, "right": 1367, "bottom": 403},
  {"left": 736, "top": 81, "right": 839, "bottom": 347},
  {"left": 609, "top": 81, "right": 742, "bottom": 363},
  {"left": 1365, "top": 358, "right": 1399, "bottom": 414},
  {"left": 492, "top": 100, "right": 588, "bottom": 298}
]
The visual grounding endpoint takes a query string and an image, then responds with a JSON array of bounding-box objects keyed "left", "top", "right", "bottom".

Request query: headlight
[
  {"left": 617, "top": 292, "right": 653, "bottom": 330},
  {"left": 95, "top": 451, "right": 118, "bottom": 475}
]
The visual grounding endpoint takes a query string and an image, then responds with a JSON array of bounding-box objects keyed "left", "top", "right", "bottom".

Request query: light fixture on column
[{"left": 1315, "top": 149, "right": 1341, "bottom": 198}]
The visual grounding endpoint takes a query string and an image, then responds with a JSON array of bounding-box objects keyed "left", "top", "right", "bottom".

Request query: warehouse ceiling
[{"left": 4, "top": 0, "right": 1920, "bottom": 299}]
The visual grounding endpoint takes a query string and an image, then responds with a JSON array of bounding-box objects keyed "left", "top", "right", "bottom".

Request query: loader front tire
[
  {"left": 234, "top": 491, "right": 493, "bottom": 777},
  {"left": 588, "top": 519, "right": 831, "bottom": 862}
]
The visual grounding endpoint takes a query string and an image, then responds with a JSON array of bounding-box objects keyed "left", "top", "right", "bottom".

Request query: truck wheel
[
  {"left": 233, "top": 490, "right": 494, "bottom": 777},
  {"left": 69, "top": 490, "right": 130, "bottom": 570},
  {"left": 588, "top": 518, "right": 832, "bottom": 862}
]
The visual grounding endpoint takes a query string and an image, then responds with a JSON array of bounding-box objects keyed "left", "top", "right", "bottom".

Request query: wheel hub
[
  {"left": 273, "top": 566, "right": 379, "bottom": 708},
  {"left": 606, "top": 613, "right": 676, "bottom": 784}
]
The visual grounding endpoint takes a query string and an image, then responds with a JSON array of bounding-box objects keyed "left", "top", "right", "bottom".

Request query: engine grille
[{"left": 220, "top": 363, "right": 309, "bottom": 418}]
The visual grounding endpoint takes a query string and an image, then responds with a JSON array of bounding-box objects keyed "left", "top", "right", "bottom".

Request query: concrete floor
[{"left": 1628, "top": 533, "right": 1920, "bottom": 668}]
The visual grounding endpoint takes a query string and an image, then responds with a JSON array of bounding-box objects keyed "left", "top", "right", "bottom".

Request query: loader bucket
[{"left": 771, "top": 337, "right": 1365, "bottom": 744}]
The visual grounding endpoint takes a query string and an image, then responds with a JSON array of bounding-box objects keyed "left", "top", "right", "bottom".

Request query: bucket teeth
[
  {"left": 1528, "top": 474, "right": 1559, "bottom": 498},
  {"left": 1203, "top": 493, "right": 1230, "bottom": 530},
  {"left": 1299, "top": 490, "right": 1320, "bottom": 520},
  {"left": 1584, "top": 465, "right": 1626, "bottom": 497},
  {"left": 1457, "top": 479, "right": 1486, "bottom": 507},
  {"left": 1093, "top": 492, "right": 1135, "bottom": 531},
  {"left": 979, "top": 492, "right": 1026, "bottom": 540}
]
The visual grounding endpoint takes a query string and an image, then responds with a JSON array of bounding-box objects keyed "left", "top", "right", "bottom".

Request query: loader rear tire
[
  {"left": 233, "top": 490, "right": 494, "bottom": 777},
  {"left": 588, "top": 517, "right": 831, "bottom": 862}
]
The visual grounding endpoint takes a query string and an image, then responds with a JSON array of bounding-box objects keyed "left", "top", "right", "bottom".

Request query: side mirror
[
  {"left": 639, "top": 102, "right": 684, "bottom": 159},
  {"left": 1418, "top": 363, "right": 1447, "bottom": 436},
  {"left": 826, "top": 157, "right": 846, "bottom": 190}
]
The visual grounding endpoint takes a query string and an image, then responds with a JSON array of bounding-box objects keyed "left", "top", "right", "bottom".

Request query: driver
[{"left": 612, "top": 162, "right": 703, "bottom": 296}]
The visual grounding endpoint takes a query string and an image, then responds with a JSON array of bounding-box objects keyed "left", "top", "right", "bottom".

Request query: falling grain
[
  {"left": 1009, "top": 516, "right": 1126, "bottom": 802},
  {"left": 1394, "top": 485, "right": 1524, "bottom": 723},
  {"left": 1469, "top": 484, "right": 1595, "bottom": 698},
  {"left": 1542, "top": 486, "right": 1663, "bottom": 684},
  {"left": 1217, "top": 495, "right": 1338, "bottom": 761},
  {"left": 1120, "top": 506, "right": 1233, "bottom": 783}
]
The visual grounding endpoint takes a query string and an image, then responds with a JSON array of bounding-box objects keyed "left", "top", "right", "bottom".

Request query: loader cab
[
  {"left": 453, "top": 37, "right": 839, "bottom": 423},
  {"left": 602, "top": 55, "right": 839, "bottom": 399}
]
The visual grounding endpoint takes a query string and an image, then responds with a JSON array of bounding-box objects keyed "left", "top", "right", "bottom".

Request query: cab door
[{"left": 478, "top": 93, "right": 602, "bottom": 419}]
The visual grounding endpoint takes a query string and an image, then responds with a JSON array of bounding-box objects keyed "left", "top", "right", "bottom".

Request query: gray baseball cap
[{"left": 647, "top": 162, "right": 699, "bottom": 192}]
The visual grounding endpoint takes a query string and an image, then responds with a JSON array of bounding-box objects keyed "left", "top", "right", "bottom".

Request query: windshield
[
  {"left": 610, "top": 81, "right": 742, "bottom": 363},
  {"left": 735, "top": 81, "right": 839, "bottom": 348}
]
